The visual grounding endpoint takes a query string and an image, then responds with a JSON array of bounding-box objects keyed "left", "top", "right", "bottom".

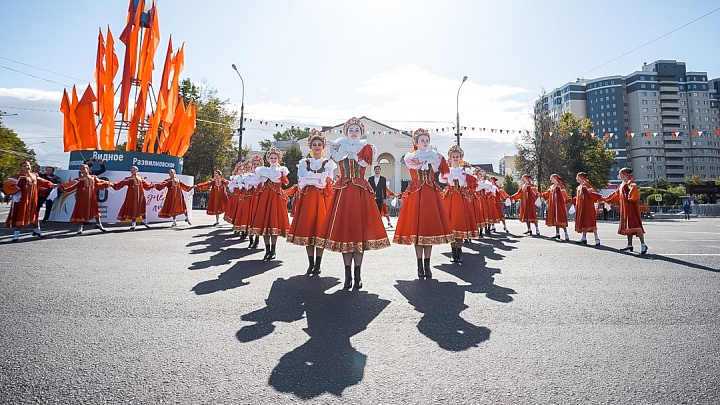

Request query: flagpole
[
  {"left": 455, "top": 76, "right": 468, "bottom": 147},
  {"left": 231, "top": 64, "right": 245, "bottom": 162}
]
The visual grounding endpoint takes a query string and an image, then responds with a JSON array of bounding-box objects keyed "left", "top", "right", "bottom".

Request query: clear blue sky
[{"left": 2, "top": 0, "right": 719, "bottom": 169}]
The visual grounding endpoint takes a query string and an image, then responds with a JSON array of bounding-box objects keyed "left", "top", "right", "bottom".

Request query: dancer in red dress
[
  {"left": 248, "top": 147, "right": 291, "bottom": 261},
  {"left": 540, "top": 174, "right": 571, "bottom": 241},
  {"left": 59, "top": 164, "right": 111, "bottom": 234},
  {"left": 287, "top": 129, "right": 337, "bottom": 275},
  {"left": 572, "top": 172, "right": 603, "bottom": 245},
  {"left": 380, "top": 187, "right": 395, "bottom": 228},
  {"left": 195, "top": 170, "right": 229, "bottom": 226},
  {"left": 111, "top": 166, "right": 154, "bottom": 229},
  {"left": 224, "top": 162, "right": 244, "bottom": 228},
  {"left": 155, "top": 169, "right": 193, "bottom": 226},
  {"left": 440, "top": 145, "right": 479, "bottom": 263},
  {"left": 234, "top": 156, "right": 264, "bottom": 248},
  {"left": 393, "top": 129, "right": 453, "bottom": 278},
  {"left": 488, "top": 177, "right": 510, "bottom": 232},
  {"left": 604, "top": 167, "right": 648, "bottom": 254},
  {"left": 3, "top": 161, "right": 56, "bottom": 241},
  {"left": 510, "top": 174, "right": 540, "bottom": 235},
  {"left": 316, "top": 117, "right": 391, "bottom": 289}
]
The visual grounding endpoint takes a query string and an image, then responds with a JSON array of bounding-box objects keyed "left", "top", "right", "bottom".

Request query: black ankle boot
[
  {"left": 417, "top": 258, "right": 424, "bottom": 279},
  {"left": 262, "top": 244, "right": 271, "bottom": 260},
  {"left": 451, "top": 247, "right": 457, "bottom": 263},
  {"left": 343, "top": 265, "right": 352, "bottom": 289},
  {"left": 353, "top": 266, "right": 362, "bottom": 289},
  {"left": 312, "top": 256, "right": 322, "bottom": 275},
  {"left": 239, "top": 231, "right": 247, "bottom": 242},
  {"left": 424, "top": 258, "right": 432, "bottom": 279},
  {"left": 457, "top": 247, "right": 463, "bottom": 263},
  {"left": 253, "top": 236, "right": 260, "bottom": 249},
  {"left": 306, "top": 256, "right": 315, "bottom": 275},
  {"left": 269, "top": 244, "right": 276, "bottom": 260}
]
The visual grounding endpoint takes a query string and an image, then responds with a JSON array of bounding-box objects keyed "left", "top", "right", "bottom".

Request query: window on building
[
  {"left": 641, "top": 92, "right": 647, "bottom": 96},
  {"left": 642, "top": 100, "right": 648, "bottom": 105},
  {"left": 651, "top": 92, "right": 657, "bottom": 96},
  {"left": 642, "top": 108, "right": 648, "bottom": 112}
]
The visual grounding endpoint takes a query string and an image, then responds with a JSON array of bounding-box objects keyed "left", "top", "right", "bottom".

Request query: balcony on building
[
  {"left": 659, "top": 93, "right": 680, "bottom": 101},
  {"left": 664, "top": 148, "right": 685, "bottom": 156},
  {"left": 662, "top": 118, "right": 683, "bottom": 125},
  {"left": 660, "top": 101, "right": 680, "bottom": 109},
  {"left": 659, "top": 85, "right": 680, "bottom": 93}
]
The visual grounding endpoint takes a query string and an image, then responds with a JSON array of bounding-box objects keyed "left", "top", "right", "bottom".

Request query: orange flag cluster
[{"left": 60, "top": 0, "right": 195, "bottom": 157}]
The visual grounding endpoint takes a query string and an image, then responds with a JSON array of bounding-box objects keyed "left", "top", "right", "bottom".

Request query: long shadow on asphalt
[
  {"left": 395, "top": 279, "right": 491, "bottom": 352},
  {"left": 582, "top": 243, "right": 719, "bottom": 273},
  {"left": 394, "top": 241, "right": 516, "bottom": 352},
  {"left": 236, "top": 275, "right": 390, "bottom": 399},
  {"left": 191, "top": 259, "right": 281, "bottom": 294}
]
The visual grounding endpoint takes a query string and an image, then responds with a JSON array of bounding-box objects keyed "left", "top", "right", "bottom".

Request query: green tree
[
  {"left": 555, "top": 111, "right": 615, "bottom": 193},
  {"left": 283, "top": 145, "right": 303, "bottom": 186},
  {"left": 178, "top": 79, "right": 238, "bottom": 181},
  {"left": 516, "top": 91, "right": 560, "bottom": 191},
  {"left": 0, "top": 115, "right": 36, "bottom": 181},
  {"left": 503, "top": 173, "right": 519, "bottom": 196}
]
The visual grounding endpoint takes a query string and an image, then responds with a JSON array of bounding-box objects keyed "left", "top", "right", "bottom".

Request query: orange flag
[
  {"left": 155, "top": 92, "right": 168, "bottom": 151},
  {"left": 137, "top": 3, "right": 160, "bottom": 88},
  {"left": 70, "top": 86, "right": 84, "bottom": 150},
  {"left": 75, "top": 85, "right": 98, "bottom": 150},
  {"left": 164, "top": 43, "right": 184, "bottom": 125},
  {"left": 165, "top": 101, "right": 185, "bottom": 154},
  {"left": 60, "top": 89, "right": 79, "bottom": 152},
  {"left": 145, "top": 93, "right": 165, "bottom": 153},
  {"left": 95, "top": 29, "right": 106, "bottom": 117},
  {"left": 176, "top": 102, "right": 196, "bottom": 157},
  {"left": 159, "top": 36, "right": 173, "bottom": 104},
  {"left": 126, "top": 87, "right": 146, "bottom": 151},
  {"left": 99, "top": 26, "right": 119, "bottom": 150},
  {"left": 118, "top": 0, "right": 145, "bottom": 119}
]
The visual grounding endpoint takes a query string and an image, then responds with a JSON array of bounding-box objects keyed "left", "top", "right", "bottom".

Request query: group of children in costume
[{"left": 4, "top": 117, "right": 649, "bottom": 281}]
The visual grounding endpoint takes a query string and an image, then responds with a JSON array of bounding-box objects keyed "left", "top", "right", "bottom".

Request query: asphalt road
[{"left": 1, "top": 206, "right": 719, "bottom": 404}]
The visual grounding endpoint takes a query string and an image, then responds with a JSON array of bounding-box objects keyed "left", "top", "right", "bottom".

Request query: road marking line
[{"left": 660, "top": 254, "right": 720, "bottom": 256}]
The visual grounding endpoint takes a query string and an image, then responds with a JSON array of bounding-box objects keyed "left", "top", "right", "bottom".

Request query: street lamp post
[
  {"left": 231, "top": 64, "right": 245, "bottom": 162},
  {"left": 455, "top": 76, "right": 468, "bottom": 147}
]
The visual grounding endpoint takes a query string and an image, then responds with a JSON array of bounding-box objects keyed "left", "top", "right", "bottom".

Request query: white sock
[
  {"left": 13, "top": 231, "right": 20, "bottom": 239},
  {"left": 34, "top": 227, "right": 42, "bottom": 234},
  {"left": 131, "top": 221, "right": 136, "bottom": 227}
]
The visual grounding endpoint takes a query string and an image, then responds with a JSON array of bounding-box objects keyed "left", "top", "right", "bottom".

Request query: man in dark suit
[{"left": 368, "top": 165, "right": 387, "bottom": 213}]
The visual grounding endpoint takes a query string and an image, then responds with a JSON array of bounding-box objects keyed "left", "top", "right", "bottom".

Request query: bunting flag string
[{"left": 237, "top": 114, "right": 720, "bottom": 139}]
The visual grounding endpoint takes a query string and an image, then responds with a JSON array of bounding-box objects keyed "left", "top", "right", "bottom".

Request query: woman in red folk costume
[
  {"left": 288, "top": 129, "right": 337, "bottom": 275},
  {"left": 571, "top": 172, "right": 604, "bottom": 246},
  {"left": 224, "top": 162, "right": 244, "bottom": 229},
  {"left": 195, "top": 170, "right": 229, "bottom": 226},
  {"left": 469, "top": 167, "right": 486, "bottom": 240},
  {"left": 59, "top": 163, "right": 111, "bottom": 235},
  {"left": 479, "top": 172, "right": 501, "bottom": 233},
  {"left": 488, "top": 177, "right": 511, "bottom": 232},
  {"left": 111, "top": 166, "right": 155, "bottom": 230},
  {"left": 249, "top": 147, "right": 291, "bottom": 261},
  {"left": 394, "top": 129, "right": 453, "bottom": 279},
  {"left": 155, "top": 169, "right": 193, "bottom": 227},
  {"left": 3, "top": 161, "right": 56, "bottom": 242},
  {"left": 540, "top": 174, "right": 571, "bottom": 241},
  {"left": 510, "top": 174, "right": 540, "bottom": 235},
  {"left": 604, "top": 167, "right": 648, "bottom": 254},
  {"left": 234, "top": 156, "right": 264, "bottom": 248},
  {"left": 317, "top": 117, "right": 390, "bottom": 289},
  {"left": 440, "top": 145, "right": 479, "bottom": 263}
]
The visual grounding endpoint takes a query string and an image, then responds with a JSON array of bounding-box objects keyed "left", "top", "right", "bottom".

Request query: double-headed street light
[
  {"left": 456, "top": 76, "right": 468, "bottom": 147},
  {"left": 231, "top": 64, "right": 245, "bottom": 162}
]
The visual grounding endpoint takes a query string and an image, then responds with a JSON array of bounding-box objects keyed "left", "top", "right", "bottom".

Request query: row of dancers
[{"left": 4, "top": 118, "right": 648, "bottom": 282}]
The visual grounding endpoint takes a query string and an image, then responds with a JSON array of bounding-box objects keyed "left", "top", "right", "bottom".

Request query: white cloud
[{"left": 0, "top": 87, "right": 63, "bottom": 102}]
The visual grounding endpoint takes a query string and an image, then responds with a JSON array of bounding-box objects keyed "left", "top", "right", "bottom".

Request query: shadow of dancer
[
  {"left": 395, "top": 279, "right": 490, "bottom": 352},
  {"left": 236, "top": 275, "right": 390, "bottom": 399},
  {"left": 191, "top": 260, "right": 281, "bottom": 295}
]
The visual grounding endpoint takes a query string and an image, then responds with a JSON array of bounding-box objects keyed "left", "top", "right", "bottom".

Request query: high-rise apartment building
[{"left": 536, "top": 60, "right": 720, "bottom": 184}]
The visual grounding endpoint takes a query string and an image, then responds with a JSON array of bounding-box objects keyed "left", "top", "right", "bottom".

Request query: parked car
[{"left": 667, "top": 209, "right": 682, "bottom": 214}]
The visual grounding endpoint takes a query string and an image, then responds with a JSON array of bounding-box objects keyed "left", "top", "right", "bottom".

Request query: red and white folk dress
[
  {"left": 287, "top": 157, "right": 336, "bottom": 246},
  {"left": 440, "top": 167, "right": 479, "bottom": 239},
  {"left": 248, "top": 166, "right": 291, "bottom": 237},
  {"left": 393, "top": 150, "right": 454, "bottom": 245},
  {"left": 316, "top": 137, "right": 390, "bottom": 252}
]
